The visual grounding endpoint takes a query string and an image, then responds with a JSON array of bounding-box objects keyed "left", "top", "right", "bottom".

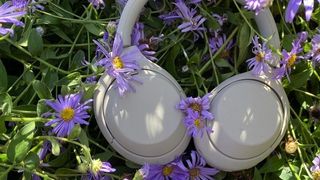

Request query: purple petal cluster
[
  {"left": 311, "top": 155, "right": 320, "bottom": 179},
  {"left": 131, "top": 22, "right": 159, "bottom": 61},
  {"left": 88, "top": 159, "right": 116, "bottom": 180},
  {"left": 44, "top": 93, "right": 92, "bottom": 137},
  {"left": 273, "top": 32, "right": 307, "bottom": 80},
  {"left": 308, "top": 33, "right": 320, "bottom": 66},
  {"left": 177, "top": 93, "right": 214, "bottom": 137},
  {"left": 142, "top": 151, "right": 219, "bottom": 180},
  {"left": 143, "top": 162, "right": 186, "bottom": 180},
  {"left": 285, "top": 0, "right": 320, "bottom": 23},
  {"left": 244, "top": 0, "right": 273, "bottom": 15},
  {"left": 159, "top": 0, "right": 206, "bottom": 40},
  {"left": 0, "top": 2, "right": 26, "bottom": 36},
  {"left": 94, "top": 34, "right": 142, "bottom": 96},
  {"left": 246, "top": 35, "right": 273, "bottom": 75},
  {"left": 12, "top": 0, "right": 29, "bottom": 9},
  {"left": 209, "top": 33, "right": 235, "bottom": 61},
  {"left": 88, "top": 0, "right": 105, "bottom": 9},
  {"left": 178, "top": 151, "right": 219, "bottom": 180}
]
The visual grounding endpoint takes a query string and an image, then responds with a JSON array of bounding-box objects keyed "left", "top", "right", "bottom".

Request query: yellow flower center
[
  {"left": 255, "top": 52, "right": 264, "bottom": 62},
  {"left": 287, "top": 54, "right": 297, "bottom": 68},
  {"left": 91, "top": 159, "right": 103, "bottom": 175},
  {"left": 113, "top": 56, "right": 124, "bottom": 69},
  {"left": 313, "top": 170, "right": 320, "bottom": 180},
  {"left": 189, "top": 168, "right": 200, "bottom": 179},
  {"left": 194, "top": 118, "right": 203, "bottom": 129},
  {"left": 162, "top": 166, "right": 173, "bottom": 176},
  {"left": 190, "top": 103, "right": 202, "bottom": 112},
  {"left": 60, "top": 107, "right": 75, "bottom": 122}
]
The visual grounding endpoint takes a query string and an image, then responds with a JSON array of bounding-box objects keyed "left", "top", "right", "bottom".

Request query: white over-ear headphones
[{"left": 94, "top": 0, "right": 290, "bottom": 171}]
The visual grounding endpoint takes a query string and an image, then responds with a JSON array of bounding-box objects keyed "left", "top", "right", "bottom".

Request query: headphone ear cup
[
  {"left": 194, "top": 72, "right": 289, "bottom": 171},
  {"left": 94, "top": 48, "right": 190, "bottom": 165}
]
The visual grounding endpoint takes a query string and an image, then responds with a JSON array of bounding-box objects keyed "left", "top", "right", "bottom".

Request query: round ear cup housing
[
  {"left": 194, "top": 72, "right": 289, "bottom": 171},
  {"left": 94, "top": 47, "right": 191, "bottom": 165}
]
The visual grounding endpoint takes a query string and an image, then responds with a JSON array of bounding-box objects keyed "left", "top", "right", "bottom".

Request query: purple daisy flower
[
  {"left": 142, "top": 162, "right": 187, "bottom": 180},
  {"left": 285, "top": 0, "right": 320, "bottom": 23},
  {"left": 177, "top": 93, "right": 214, "bottom": 120},
  {"left": 209, "top": 33, "right": 235, "bottom": 61},
  {"left": 308, "top": 33, "right": 320, "bottom": 66},
  {"left": 88, "top": 0, "right": 105, "bottom": 9},
  {"left": 0, "top": 2, "right": 26, "bottom": 36},
  {"left": 311, "top": 155, "right": 320, "bottom": 179},
  {"left": 246, "top": 35, "right": 273, "bottom": 75},
  {"left": 94, "top": 33, "right": 142, "bottom": 96},
  {"left": 273, "top": 32, "right": 307, "bottom": 80},
  {"left": 132, "top": 22, "right": 158, "bottom": 61},
  {"left": 178, "top": 151, "right": 219, "bottom": 180},
  {"left": 174, "top": 1, "right": 206, "bottom": 36},
  {"left": 244, "top": 0, "right": 273, "bottom": 15},
  {"left": 12, "top": 0, "right": 29, "bottom": 9},
  {"left": 185, "top": 110, "right": 213, "bottom": 137},
  {"left": 88, "top": 159, "right": 116, "bottom": 180},
  {"left": 44, "top": 93, "right": 92, "bottom": 137},
  {"left": 159, "top": 11, "right": 180, "bottom": 25},
  {"left": 212, "top": 13, "right": 227, "bottom": 27}
]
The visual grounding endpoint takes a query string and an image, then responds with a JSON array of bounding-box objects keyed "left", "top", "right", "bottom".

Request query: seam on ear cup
[{"left": 207, "top": 79, "right": 284, "bottom": 160}]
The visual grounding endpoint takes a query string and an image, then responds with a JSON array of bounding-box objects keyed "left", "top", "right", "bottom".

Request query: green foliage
[{"left": 0, "top": 0, "right": 319, "bottom": 179}]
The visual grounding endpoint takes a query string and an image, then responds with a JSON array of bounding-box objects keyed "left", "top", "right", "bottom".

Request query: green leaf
[
  {"left": 85, "top": 23, "right": 104, "bottom": 36},
  {"left": 125, "top": 160, "right": 140, "bottom": 169},
  {"left": 24, "top": 152, "right": 40, "bottom": 170},
  {"left": 23, "top": 68, "right": 35, "bottom": 84},
  {"left": 0, "top": 154, "right": 8, "bottom": 163},
  {"left": 7, "top": 136, "right": 32, "bottom": 163},
  {"left": 93, "top": 150, "right": 114, "bottom": 161},
  {"left": 37, "top": 99, "right": 50, "bottom": 117},
  {"left": 132, "top": 170, "right": 144, "bottom": 180},
  {"left": 7, "top": 122, "right": 35, "bottom": 163},
  {"left": 22, "top": 171, "right": 32, "bottom": 180},
  {"left": 28, "top": 29, "right": 44, "bottom": 56},
  {"left": 286, "top": 68, "right": 313, "bottom": 89},
  {"left": 32, "top": 80, "right": 52, "bottom": 99},
  {"left": 70, "top": 50, "right": 85, "bottom": 70},
  {"left": 56, "top": 72, "right": 81, "bottom": 86},
  {"left": 237, "top": 23, "right": 252, "bottom": 68},
  {"left": 253, "top": 168, "right": 262, "bottom": 180},
  {"left": 48, "top": 137, "right": 60, "bottom": 156},
  {"left": 67, "top": 124, "right": 81, "bottom": 140},
  {"left": 165, "top": 44, "right": 180, "bottom": 78},
  {"left": 79, "top": 128, "right": 89, "bottom": 147},
  {"left": 0, "top": 60, "right": 7, "bottom": 93},
  {"left": 42, "top": 70, "right": 58, "bottom": 91},
  {"left": 51, "top": 27, "right": 73, "bottom": 43},
  {"left": 0, "top": 93, "right": 12, "bottom": 115},
  {"left": 279, "top": 166, "right": 295, "bottom": 180},
  {"left": 0, "top": 167, "right": 8, "bottom": 180},
  {"left": 0, "top": 116, "right": 7, "bottom": 134},
  {"left": 48, "top": 150, "right": 70, "bottom": 167},
  {"left": 259, "top": 155, "right": 284, "bottom": 173},
  {"left": 18, "top": 17, "right": 33, "bottom": 47}
]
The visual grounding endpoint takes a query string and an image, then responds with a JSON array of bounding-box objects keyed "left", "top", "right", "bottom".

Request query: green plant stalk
[
  {"left": 289, "top": 120, "right": 313, "bottom": 178},
  {"left": 5, "top": 39, "right": 69, "bottom": 74},
  {"left": 3, "top": 116, "right": 48, "bottom": 122},
  {"left": 204, "top": 30, "right": 220, "bottom": 86},
  {"left": 199, "top": 27, "right": 239, "bottom": 75}
]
